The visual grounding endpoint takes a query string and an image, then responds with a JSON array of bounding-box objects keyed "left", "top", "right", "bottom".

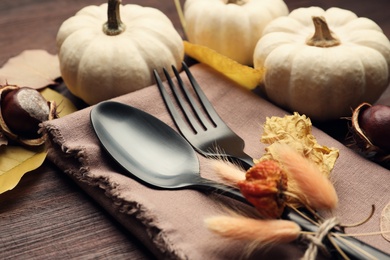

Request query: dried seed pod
[
  {"left": 0, "top": 85, "right": 57, "bottom": 146},
  {"left": 237, "top": 160, "right": 288, "bottom": 219}
]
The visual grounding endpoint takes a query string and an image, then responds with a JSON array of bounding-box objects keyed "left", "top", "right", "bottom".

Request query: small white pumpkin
[
  {"left": 254, "top": 7, "right": 390, "bottom": 121},
  {"left": 184, "top": 0, "right": 289, "bottom": 66},
  {"left": 57, "top": 0, "right": 184, "bottom": 105}
]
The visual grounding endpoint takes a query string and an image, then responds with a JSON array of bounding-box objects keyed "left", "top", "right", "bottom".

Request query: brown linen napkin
[{"left": 43, "top": 63, "right": 390, "bottom": 259}]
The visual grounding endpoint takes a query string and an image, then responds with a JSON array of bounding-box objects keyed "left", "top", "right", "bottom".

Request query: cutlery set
[
  {"left": 90, "top": 101, "right": 245, "bottom": 201},
  {"left": 90, "top": 62, "right": 390, "bottom": 260}
]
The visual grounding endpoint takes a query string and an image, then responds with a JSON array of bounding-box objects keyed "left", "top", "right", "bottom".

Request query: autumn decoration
[
  {"left": 0, "top": 50, "right": 76, "bottom": 194},
  {"left": 183, "top": 0, "right": 289, "bottom": 65},
  {"left": 208, "top": 113, "right": 342, "bottom": 258},
  {"left": 56, "top": 0, "right": 184, "bottom": 105},
  {"left": 253, "top": 7, "right": 390, "bottom": 121},
  {"left": 1, "top": 2, "right": 389, "bottom": 257}
]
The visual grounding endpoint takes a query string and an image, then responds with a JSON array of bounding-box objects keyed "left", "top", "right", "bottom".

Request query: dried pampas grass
[
  {"left": 205, "top": 215, "right": 301, "bottom": 245},
  {"left": 273, "top": 143, "right": 338, "bottom": 210},
  {"left": 212, "top": 159, "right": 246, "bottom": 186}
]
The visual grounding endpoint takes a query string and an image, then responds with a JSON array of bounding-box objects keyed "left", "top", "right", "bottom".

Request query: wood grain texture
[
  {"left": 0, "top": 0, "right": 389, "bottom": 259},
  {"left": 0, "top": 162, "right": 154, "bottom": 259}
]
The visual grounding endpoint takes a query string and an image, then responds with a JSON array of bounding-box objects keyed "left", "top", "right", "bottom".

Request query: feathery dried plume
[
  {"left": 212, "top": 159, "right": 246, "bottom": 186},
  {"left": 273, "top": 143, "right": 338, "bottom": 210},
  {"left": 205, "top": 215, "right": 301, "bottom": 244}
]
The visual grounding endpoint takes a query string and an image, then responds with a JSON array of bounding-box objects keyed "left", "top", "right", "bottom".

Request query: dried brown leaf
[
  {"left": 257, "top": 112, "right": 339, "bottom": 178},
  {"left": 381, "top": 201, "right": 390, "bottom": 242},
  {"left": 0, "top": 50, "right": 61, "bottom": 89}
]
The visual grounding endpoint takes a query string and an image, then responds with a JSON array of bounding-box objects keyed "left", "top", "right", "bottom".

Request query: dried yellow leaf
[
  {"left": 0, "top": 146, "right": 47, "bottom": 194},
  {"left": 381, "top": 201, "right": 390, "bottom": 242},
  {"left": 184, "top": 41, "right": 264, "bottom": 90},
  {"left": 41, "top": 88, "right": 77, "bottom": 117},
  {"left": 257, "top": 112, "right": 339, "bottom": 178}
]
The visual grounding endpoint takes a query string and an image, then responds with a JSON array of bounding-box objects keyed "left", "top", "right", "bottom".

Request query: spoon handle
[
  {"left": 194, "top": 180, "right": 390, "bottom": 260},
  {"left": 192, "top": 178, "right": 248, "bottom": 203}
]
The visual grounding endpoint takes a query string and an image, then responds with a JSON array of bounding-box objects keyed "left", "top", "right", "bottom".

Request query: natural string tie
[{"left": 301, "top": 217, "right": 340, "bottom": 260}]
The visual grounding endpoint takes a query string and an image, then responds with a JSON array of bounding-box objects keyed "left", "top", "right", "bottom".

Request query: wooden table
[{"left": 1, "top": 0, "right": 389, "bottom": 259}]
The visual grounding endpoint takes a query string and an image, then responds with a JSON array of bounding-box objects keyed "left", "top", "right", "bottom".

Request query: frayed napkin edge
[{"left": 43, "top": 122, "right": 187, "bottom": 260}]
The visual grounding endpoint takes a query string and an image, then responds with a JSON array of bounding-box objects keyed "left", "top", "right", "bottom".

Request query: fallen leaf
[
  {"left": 184, "top": 41, "right": 264, "bottom": 90},
  {"left": 41, "top": 88, "right": 77, "bottom": 117},
  {"left": 0, "top": 50, "right": 61, "bottom": 89},
  {"left": 381, "top": 201, "right": 390, "bottom": 242},
  {"left": 0, "top": 145, "right": 47, "bottom": 194}
]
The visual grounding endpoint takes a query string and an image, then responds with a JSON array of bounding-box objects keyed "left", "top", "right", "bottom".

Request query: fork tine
[
  {"left": 153, "top": 69, "right": 194, "bottom": 135},
  {"left": 181, "top": 62, "right": 223, "bottom": 126},
  {"left": 171, "top": 65, "right": 215, "bottom": 131},
  {"left": 154, "top": 68, "right": 206, "bottom": 136},
  {"left": 162, "top": 68, "right": 204, "bottom": 134}
]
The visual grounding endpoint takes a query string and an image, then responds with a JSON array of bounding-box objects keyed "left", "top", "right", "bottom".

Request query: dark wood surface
[{"left": 1, "top": 0, "right": 389, "bottom": 259}]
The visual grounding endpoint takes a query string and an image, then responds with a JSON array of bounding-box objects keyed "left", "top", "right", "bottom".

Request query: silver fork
[
  {"left": 153, "top": 62, "right": 390, "bottom": 260},
  {"left": 153, "top": 62, "right": 253, "bottom": 170}
]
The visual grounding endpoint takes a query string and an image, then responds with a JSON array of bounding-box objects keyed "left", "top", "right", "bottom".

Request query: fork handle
[{"left": 194, "top": 181, "right": 390, "bottom": 260}]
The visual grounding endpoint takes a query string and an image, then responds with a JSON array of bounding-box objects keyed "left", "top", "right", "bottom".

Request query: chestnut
[
  {"left": 0, "top": 85, "right": 57, "bottom": 146},
  {"left": 1, "top": 87, "right": 50, "bottom": 138},
  {"left": 350, "top": 103, "right": 390, "bottom": 166},
  {"left": 359, "top": 104, "right": 390, "bottom": 152}
]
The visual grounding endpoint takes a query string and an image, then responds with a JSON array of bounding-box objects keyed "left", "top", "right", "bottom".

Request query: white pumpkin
[
  {"left": 254, "top": 7, "right": 390, "bottom": 121},
  {"left": 184, "top": 0, "right": 289, "bottom": 66},
  {"left": 57, "top": 0, "right": 184, "bottom": 105}
]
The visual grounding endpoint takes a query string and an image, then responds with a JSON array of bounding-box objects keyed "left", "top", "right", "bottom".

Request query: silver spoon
[{"left": 90, "top": 101, "right": 390, "bottom": 260}]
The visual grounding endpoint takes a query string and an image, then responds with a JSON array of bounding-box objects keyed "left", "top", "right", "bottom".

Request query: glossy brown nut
[
  {"left": 0, "top": 85, "right": 56, "bottom": 143},
  {"left": 1, "top": 87, "right": 50, "bottom": 139},
  {"left": 359, "top": 104, "right": 390, "bottom": 152}
]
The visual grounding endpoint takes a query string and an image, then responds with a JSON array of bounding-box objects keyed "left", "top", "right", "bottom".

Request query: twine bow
[{"left": 302, "top": 217, "right": 340, "bottom": 260}]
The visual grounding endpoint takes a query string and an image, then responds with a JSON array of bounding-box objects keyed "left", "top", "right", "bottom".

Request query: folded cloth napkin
[{"left": 43, "top": 64, "right": 390, "bottom": 259}]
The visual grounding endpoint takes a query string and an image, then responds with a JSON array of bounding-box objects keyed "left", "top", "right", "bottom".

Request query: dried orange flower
[{"left": 238, "top": 160, "right": 287, "bottom": 219}]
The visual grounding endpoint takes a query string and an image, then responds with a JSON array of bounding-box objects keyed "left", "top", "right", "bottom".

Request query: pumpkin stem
[
  {"left": 306, "top": 16, "right": 340, "bottom": 47},
  {"left": 226, "top": 0, "right": 248, "bottom": 5},
  {"left": 103, "top": 0, "right": 126, "bottom": 36}
]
